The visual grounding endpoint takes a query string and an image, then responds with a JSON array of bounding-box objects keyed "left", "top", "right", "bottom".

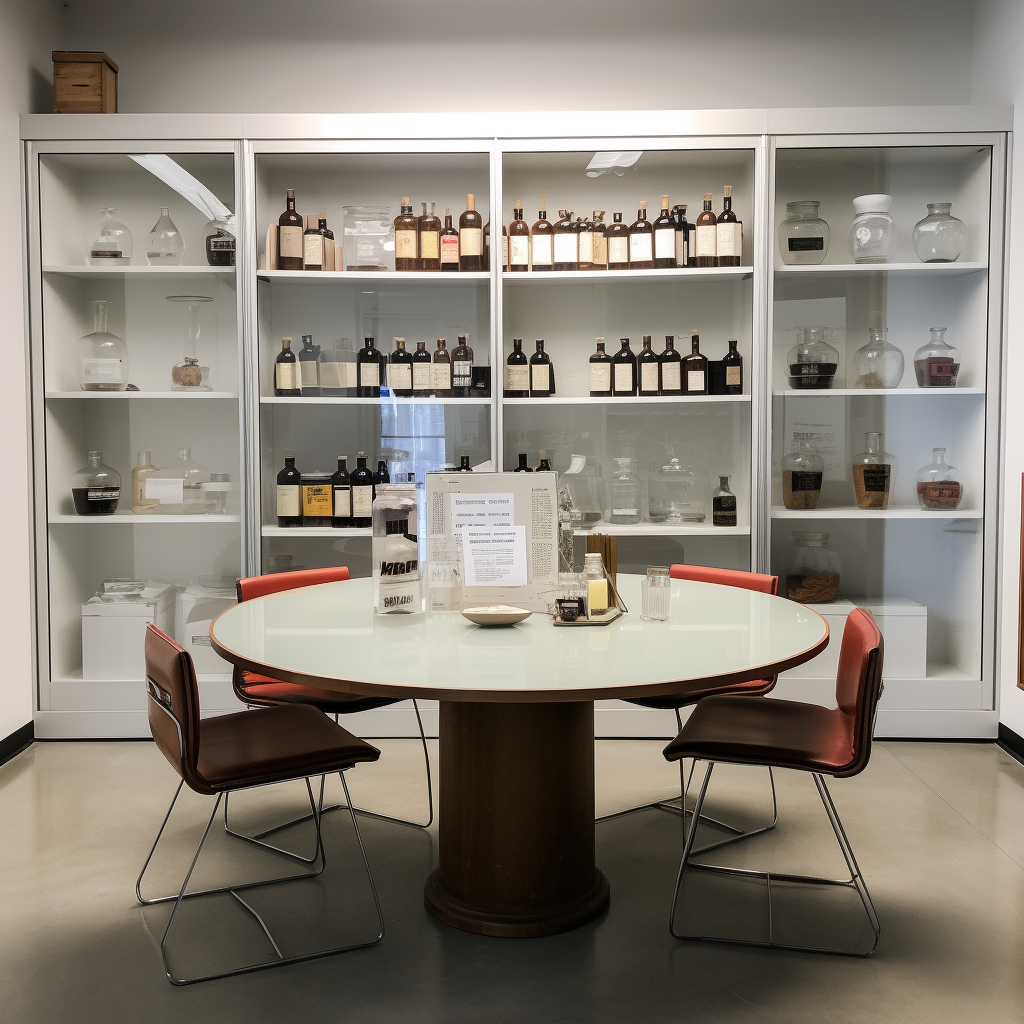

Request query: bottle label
[
  {"left": 323, "top": 242, "right": 336, "bottom": 271},
  {"left": 510, "top": 236, "right": 530, "bottom": 266},
  {"left": 341, "top": 362, "right": 359, "bottom": 389},
  {"left": 279, "top": 225, "right": 303, "bottom": 258},
  {"left": 505, "top": 365, "right": 530, "bottom": 392},
  {"left": 717, "top": 222, "right": 740, "bottom": 258},
  {"left": 86, "top": 487, "right": 119, "bottom": 502},
  {"left": 299, "top": 360, "right": 319, "bottom": 388},
  {"left": 145, "top": 477, "right": 183, "bottom": 503},
  {"left": 726, "top": 365, "right": 742, "bottom": 387},
  {"left": 654, "top": 228, "right": 675, "bottom": 260},
  {"left": 925, "top": 359, "right": 958, "bottom": 386},
  {"left": 661, "top": 362, "right": 681, "bottom": 391},
  {"left": 687, "top": 370, "right": 706, "bottom": 392},
  {"left": 629, "top": 233, "right": 653, "bottom": 263},
  {"left": 420, "top": 231, "right": 439, "bottom": 259},
  {"left": 333, "top": 485, "right": 351, "bottom": 518},
  {"left": 275, "top": 363, "right": 297, "bottom": 390},
  {"left": 531, "top": 363, "right": 550, "bottom": 391},
  {"left": 590, "top": 363, "right": 611, "bottom": 392},
  {"left": 789, "top": 237, "right": 825, "bottom": 252},
  {"left": 453, "top": 360, "right": 472, "bottom": 387},
  {"left": 81, "top": 358, "right": 123, "bottom": 384},
  {"left": 578, "top": 231, "right": 594, "bottom": 264},
  {"left": 790, "top": 471, "right": 823, "bottom": 492},
  {"left": 593, "top": 233, "right": 608, "bottom": 266},
  {"left": 396, "top": 229, "right": 417, "bottom": 259},
  {"left": 303, "top": 234, "right": 323, "bottom": 266},
  {"left": 440, "top": 234, "right": 460, "bottom": 263},
  {"left": 352, "top": 485, "right": 374, "bottom": 518},
  {"left": 209, "top": 238, "right": 234, "bottom": 251},
  {"left": 276, "top": 484, "right": 300, "bottom": 517},
  {"left": 359, "top": 361, "right": 379, "bottom": 388},
  {"left": 302, "top": 483, "right": 332, "bottom": 517},
  {"left": 460, "top": 226, "right": 483, "bottom": 257},
  {"left": 713, "top": 495, "right": 737, "bottom": 526},
  {"left": 554, "top": 233, "right": 577, "bottom": 263},
  {"left": 608, "top": 237, "right": 629, "bottom": 265},
  {"left": 389, "top": 363, "right": 412, "bottom": 391},
  {"left": 531, "top": 235, "right": 553, "bottom": 267},
  {"left": 861, "top": 466, "right": 891, "bottom": 492},
  {"left": 413, "top": 363, "right": 432, "bottom": 391},
  {"left": 612, "top": 507, "right": 639, "bottom": 518},
  {"left": 432, "top": 363, "right": 451, "bottom": 391},
  {"left": 614, "top": 364, "right": 633, "bottom": 393},
  {"left": 501, "top": 235, "right": 508, "bottom": 268},
  {"left": 696, "top": 225, "right": 717, "bottom": 257},
  {"left": 641, "top": 363, "right": 660, "bottom": 393},
  {"left": 675, "top": 229, "right": 686, "bottom": 267},
  {"left": 319, "top": 361, "right": 343, "bottom": 389}
]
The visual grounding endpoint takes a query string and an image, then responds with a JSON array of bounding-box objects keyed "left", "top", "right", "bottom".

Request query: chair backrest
[
  {"left": 669, "top": 564, "right": 778, "bottom": 596},
  {"left": 145, "top": 623, "right": 204, "bottom": 791},
  {"left": 833, "top": 608, "right": 885, "bottom": 778},
  {"left": 236, "top": 565, "right": 351, "bottom": 603}
]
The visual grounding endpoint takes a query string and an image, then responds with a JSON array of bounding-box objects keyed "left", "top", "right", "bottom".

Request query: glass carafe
[
  {"left": 852, "top": 432, "right": 897, "bottom": 510},
  {"left": 913, "top": 203, "right": 966, "bottom": 263},
  {"left": 167, "top": 294, "right": 213, "bottom": 390},
  {"left": 647, "top": 456, "right": 707, "bottom": 523},
  {"left": 781, "top": 439, "right": 824, "bottom": 510},
  {"left": 608, "top": 457, "right": 641, "bottom": 525},
  {"left": 76, "top": 299, "right": 128, "bottom": 391},
  {"left": 561, "top": 454, "right": 605, "bottom": 529},
  {"left": 778, "top": 200, "right": 829, "bottom": 265},
  {"left": 849, "top": 194, "right": 897, "bottom": 264},
  {"left": 146, "top": 207, "right": 185, "bottom": 266},
  {"left": 786, "top": 532, "right": 842, "bottom": 603},
  {"left": 914, "top": 327, "right": 960, "bottom": 387},
  {"left": 72, "top": 451, "right": 120, "bottom": 516},
  {"left": 916, "top": 448, "right": 963, "bottom": 511},
  {"left": 87, "top": 208, "right": 132, "bottom": 265},
  {"left": 852, "top": 326, "right": 904, "bottom": 389},
  {"left": 787, "top": 327, "right": 838, "bottom": 390}
]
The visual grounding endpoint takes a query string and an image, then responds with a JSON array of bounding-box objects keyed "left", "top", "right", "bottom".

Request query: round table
[{"left": 210, "top": 574, "right": 828, "bottom": 938}]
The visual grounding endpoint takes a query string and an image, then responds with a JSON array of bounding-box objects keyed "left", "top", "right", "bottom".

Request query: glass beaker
[
  {"left": 641, "top": 566, "right": 671, "bottom": 621},
  {"left": 647, "top": 456, "right": 707, "bottom": 523}
]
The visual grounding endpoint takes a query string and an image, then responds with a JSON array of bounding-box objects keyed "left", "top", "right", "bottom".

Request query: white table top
[{"left": 210, "top": 575, "right": 829, "bottom": 703}]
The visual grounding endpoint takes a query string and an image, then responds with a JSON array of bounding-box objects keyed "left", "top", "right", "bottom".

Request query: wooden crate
[{"left": 52, "top": 52, "right": 118, "bottom": 113}]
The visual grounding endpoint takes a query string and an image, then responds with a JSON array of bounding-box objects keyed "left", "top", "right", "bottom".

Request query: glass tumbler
[{"left": 641, "top": 566, "right": 671, "bottom": 621}]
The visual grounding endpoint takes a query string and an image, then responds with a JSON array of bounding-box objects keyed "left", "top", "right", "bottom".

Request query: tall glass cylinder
[{"left": 167, "top": 294, "right": 213, "bottom": 390}]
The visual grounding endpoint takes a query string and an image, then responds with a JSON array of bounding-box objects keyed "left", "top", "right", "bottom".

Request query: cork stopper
[
  {"left": 515, "top": 198, "right": 523, "bottom": 209},
  {"left": 401, "top": 196, "right": 410, "bottom": 204},
  {"left": 540, "top": 194, "right": 546, "bottom": 208},
  {"left": 703, "top": 192, "right": 713, "bottom": 201},
  {"left": 281, "top": 336, "right": 292, "bottom": 345},
  {"left": 393, "top": 337, "right": 405, "bottom": 343},
  {"left": 320, "top": 207, "right": 326, "bottom": 219},
  {"left": 723, "top": 186, "right": 733, "bottom": 198},
  {"left": 594, "top": 209, "right": 604, "bottom": 218},
  {"left": 661, "top": 194, "right": 670, "bottom": 207},
  {"left": 691, "top": 330, "right": 699, "bottom": 338},
  {"left": 466, "top": 194, "right": 475, "bottom": 210},
  {"left": 639, "top": 200, "right": 647, "bottom": 210}
]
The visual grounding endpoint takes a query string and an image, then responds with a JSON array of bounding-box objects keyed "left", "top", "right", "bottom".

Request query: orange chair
[
  {"left": 229, "top": 567, "right": 432, "bottom": 839},
  {"left": 664, "top": 608, "right": 883, "bottom": 956},
  {"left": 600, "top": 565, "right": 780, "bottom": 852}
]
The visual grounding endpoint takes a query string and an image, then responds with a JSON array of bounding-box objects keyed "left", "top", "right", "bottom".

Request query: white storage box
[
  {"left": 175, "top": 576, "right": 237, "bottom": 675},
  {"left": 858, "top": 597, "right": 928, "bottom": 679},
  {"left": 82, "top": 580, "right": 177, "bottom": 681},
  {"left": 784, "top": 599, "right": 855, "bottom": 680}
]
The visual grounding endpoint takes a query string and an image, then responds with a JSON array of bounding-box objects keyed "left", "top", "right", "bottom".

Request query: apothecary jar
[
  {"left": 913, "top": 203, "right": 966, "bottom": 263},
  {"left": 785, "top": 532, "right": 842, "bottom": 603},
  {"left": 778, "top": 200, "right": 829, "bottom": 265},
  {"left": 849, "top": 194, "right": 897, "bottom": 264},
  {"left": 787, "top": 327, "right": 839, "bottom": 390}
]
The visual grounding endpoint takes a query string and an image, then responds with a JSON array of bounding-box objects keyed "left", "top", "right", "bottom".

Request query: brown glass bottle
[
  {"left": 319, "top": 211, "right": 335, "bottom": 271},
  {"left": 531, "top": 197, "right": 554, "bottom": 271},
  {"left": 591, "top": 211, "right": 608, "bottom": 269},
  {"left": 508, "top": 200, "right": 530, "bottom": 272},
  {"left": 388, "top": 337, "right": 414, "bottom": 397},
  {"left": 394, "top": 196, "right": 418, "bottom": 271},
  {"left": 589, "top": 338, "right": 612, "bottom": 397},
  {"left": 612, "top": 338, "right": 637, "bottom": 396},
  {"left": 432, "top": 338, "right": 453, "bottom": 396},
  {"left": 419, "top": 202, "right": 441, "bottom": 271},
  {"left": 695, "top": 193, "right": 718, "bottom": 268},
  {"left": 278, "top": 188, "right": 303, "bottom": 271},
  {"left": 577, "top": 213, "right": 595, "bottom": 270},
  {"left": 357, "top": 336, "right": 382, "bottom": 398},
  {"left": 684, "top": 332, "right": 708, "bottom": 394},
  {"left": 440, "top": 209, "right": 460, "bottom": 272},
  {"left": 553, "top": 209, "right": 578, "bottom": 271},
  {"left": 723, "top": 338, "right": 743, "bottom": 394},
  {"left": 504, "top": 339, "right": 529, "bottom": 397},
  {"left": 652, "top": 195, "right": 675, "bottom": 269},
  {"left": 459, "top": 194, "right": 483, "bottom": 271},
  {"left": 303, "top": 215, "right": 323, "bottom": 271},
  {"left": 501, "top": 222, "right": 508, "bottom": 271},
  {"left": 638, "top": 336, "right": 661, "bottom": 396},
  {"left": 412, "top": 340, "right": 434, "bottom": 397},
  {"left": 716, "top": 186, "right": 742, "bottom": 267},
  {"left": 629, "top": 201, "right": 654, "bottom": 269},
  {"left": 451, "top": 334, "right": 473, "bottom": 397},
  {"left": 274, "top": 336, "right": 300, "bottom": 396},
  {"left": 529, "top": 340, "right": 552, "bottom": 397},
  {"left": 659, "top": 336, "right": 683, "bottom": 395},
  {"left": 607, "top": 213, "right": 630, "bottom": 269},
  {"left": 672, "top": 205, "right": 689, "bottom": 268}
]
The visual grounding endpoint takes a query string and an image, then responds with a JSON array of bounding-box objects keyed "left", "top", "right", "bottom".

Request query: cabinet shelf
[
  {"left": 45, "top": 391, "right": 239, "bottom": 400},
  {"left": 770, "top": 506, "right": 982, "bottom": 520},
  {"left": 774, "top": 261, "right": 986, "bottom": 278},
  {"left": 502, "top": 267, "right": 753, "bottom": 284},
  {"left": 262, "top": 525, "right": 371, "bottom": 537},
  {"left": 772, "top": 387, "right": 984, "bottom": 398},
  {"left": 53, "top": 669, "right": 232, "bottom": 685},
  {"left": 575, "top": 522, "right": 750, "bottom": 537},
  {"left": 504, "top": 394, "right": 749, "bottom": 406},
  {"left": 260, "top": 395, "right": 491, "bottom": 406},
  {"left": 258, "top": 269, "right": 489, "bottom": 284},
  {"left": 43, "top": 265, "right": 235, "bottom": 280},
  {"left": 49, "top": 513, "right": 241, "bottom": 525}
]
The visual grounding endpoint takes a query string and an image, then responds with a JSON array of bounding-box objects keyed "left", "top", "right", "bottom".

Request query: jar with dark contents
[
  {"left": 788, "top": 327, "right": 838, "bottom": 390},
  {"left": 786, "top": 532, "right": 841, "bottom": 603},
  {"left": 72, "top": 450, "right": 120, "bottom": 515}
]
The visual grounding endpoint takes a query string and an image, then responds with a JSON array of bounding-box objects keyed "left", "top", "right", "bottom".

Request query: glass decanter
[
  {"left": 852, "top": 432, "right": 898, "bottom": 510},
  {"left": 778, "top": 200, "right": 829, "bottom": 265},
  {"left": 76, "top": 299, "right": 128, "bottom": 391},
  {"left": 849, "top": 194, "right": 897, "bottom": 264},
  {"left": 852, "top": 326, "right": 904, "bottom": 388},
  {"left": 786, "top": 532, "right": 842, "bottom": 603},
  {"left": 647, "top": 456, "right": 707, "bottom": 523},
  {"left": 87, "top": 208, "right": 132, "bottom": 265},
  {"left": 914, "top": 327, "right": 960, "bottom": 388},
  {"left": 787, "top": 327, "right": 838, "bottom": 389},
  {"left": 204, "top": 218, "right": 236, "bottom": 266},
  {"left": 167, "top": 294, "right": 213, "bottom": 390},
  {"left": 781, "top": 439, "right": 824, "bottom": 510},
  {"left": 916, "top": 448, "right": 963, "bottom": 511},
  {"left": 71, "top": 451, "right": 120, "bottom": 516},
  {"left": 608, "top": 457, "right": 641, "bottom": 525},
  {"left": 146, "top": 207, "right": 185, "bottom": 266},
  {"left": 913, "top": 203, "right": 966, "bottom": 263}
]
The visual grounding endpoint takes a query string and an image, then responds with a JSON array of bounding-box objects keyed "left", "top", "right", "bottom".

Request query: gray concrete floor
[{"left": 2, "top": 737, "right": 1023, "bottom": 1022}]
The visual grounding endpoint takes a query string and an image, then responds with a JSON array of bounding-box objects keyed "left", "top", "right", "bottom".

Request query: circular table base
[{"left": 425, "top": 867, "right": 610, "bottom": 938}]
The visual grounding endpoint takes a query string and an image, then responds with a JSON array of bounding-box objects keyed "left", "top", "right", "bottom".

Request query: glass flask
[
  {"left": 647, "top": 456, "right": 707, "bottom": 523},
  {"left": 848, "top": 194, "right": 897, "bottom": 264},
  {"left": 204, "top": 218, "right": 236, "bottom": 266},
  {"left": 914, "top": 327, "right": 960, "bottom": 388},
  {"left": 913, "top": 203, "right": 966, "bottom": 263},
  {"left": 146, "top": 207, "right": 185, "bottom": 266},
  {"left": 608, "top": 457, "right": 642, "bottom": 525},
  {"left": 87, "top": 208, "right": 132, "bottom": 265},
  {"left": 584, "top": 551, "right": 609, "bottom": 615},
  {"left": 166, "top": 294, "right": 213, "bottom": 390},
  {"left": 852, "top": 326, "right": 904, "bottom": 388},
  {"left": 641, "top": 566, "right": 671, "bottom": 621},
  {"left": 916, "top": 448, "right": 963, "bottom": 511},
  {"left": 781, "top": 439, "right": 824, "bottom": 510},
  {"left": 852, "top": 432, "right": 898, "bottom": 510},
  {"left": 76, "top": 299, "right": 129, "bottom": 391},
  {"left": 561, "top": 454, "right": 605, "bottom": 529},
  {"left": 786, "top": 532, "right": 842, "bottom": 603},
  {"left": 372, "top": 480, "right": 424, "bottom": 614},
  {"left": 72, "top": 451, "right": 120, "bottom": 516},
  {"left": 787, "top": 327, "right": 838, "bottom": 389},
  {"left": 343, "top": 205, "right": 392, "bottom": 270},
  {"left": 778, "top": 200, "right": 829, "bottom": 265}
]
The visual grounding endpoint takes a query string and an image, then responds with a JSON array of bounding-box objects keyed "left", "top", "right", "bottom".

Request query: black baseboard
[
  {"left": 998, "top": 724, "right": 1024, "bottom": 767},
  {"left": 0, "top": 722, "right": 34, "bottom": 768}
]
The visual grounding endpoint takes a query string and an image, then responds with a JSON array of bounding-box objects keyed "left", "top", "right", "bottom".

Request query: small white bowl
[{"left": 461, "top": 605, "right": 532, "bottom": 627}]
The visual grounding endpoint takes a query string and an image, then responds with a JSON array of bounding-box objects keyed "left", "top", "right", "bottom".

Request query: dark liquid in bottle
[
  {"left": 72, "top": 487, "right": 119, "bottom": 515},
  {"left": 789, "top": 362, "right": 838, "bottom": 389}
]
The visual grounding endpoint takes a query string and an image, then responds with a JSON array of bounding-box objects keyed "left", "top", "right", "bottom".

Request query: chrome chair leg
[{"left": 668, "top": 761, "right": 880, "bottom": 957}]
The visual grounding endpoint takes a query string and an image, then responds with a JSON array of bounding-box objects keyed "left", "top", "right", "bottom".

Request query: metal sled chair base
[
  {"left": 669, "top": 762, "right": 880, "bottom": 957},
  {"left": 137, "top": 772, "right": 384, "bottom": 985}
]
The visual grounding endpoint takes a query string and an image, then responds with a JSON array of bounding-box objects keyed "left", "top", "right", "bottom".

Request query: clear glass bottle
[
  {"left": 87, "top": 208, "right": 132, "bottom": 265},
  {"left": 787, "top": 327, "right": 838, "bottom": 390},
  {"left": 916, "top": 448, "right": 963, "bottom": 511},
  {"left": 203, "top": 472, "right": 231, "bottom": 515},
  {"left": 641, "top": 565, "right": 671, "bottom": 621},
  {"left": 852, "top": 326, "right": 904, "bottom": 389},
  {"left": 562, "top": 454, "right": 605, "bottom": 527},
  {"left": 131, "top": 450, "right": 159, "bottom": 514},
  {"left": 786, "top": 532, "right": 842, "bottom": 603},
  {"left": 146, "top": 207, "right": 185, "bottom": 266},
  {"left": 778, "top": 200, "right": 829, "bottom": 265},
  {"left": 72, "top": 451, "right": 120, "bottom": 516},
  {"left": 204, "top": 219, "right": 235, "bottom": 266},
  {"left": 849, "top": 194, "right": 897, "bottom": 264},
  {"left": 372, "top": 480, "right": 424, "bottom": 614},
  {"left": 852, "top": 432, "right": 897, "bottom": 510},
  {"left": 343, "top": 205, "right": 392, "bottom": 271},
  {"left": 781, "top": 439, "right": 824, "bottom": 510},
  {"left": 913, "top": 203, "right": 966, "bottom": 263},
  {"left": 584, "top": 551, "right": 609, "bottom": 615},
  {"left": 608, "top": 457, "right": 642, "bottom": 525},
  {"left": 914, "top": 327, "right": 960, "bottom": 388},
  {"left": 76, "top": 299, "right": 128, "bottom": 391},
  {"left": 167, "top": 294, "right": 213, "bottom": 390},
  {"left": 647, "top": 456, "right": 707, "bottom": 523},
  {"left": 712, "top": 476, "right": 738, "bottom": 527}
]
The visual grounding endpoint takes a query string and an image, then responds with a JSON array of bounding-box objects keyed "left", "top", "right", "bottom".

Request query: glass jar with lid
[
  {"left": 584, "top": 552, "right": 609, "bottom": 615},
  {"left": 781, "top": 439, "right": 824, "bottom": 509},
  {"left": 608, "top": 457, "right": 641, "bottom": 525},
  {"left": 787, "top": 327, "right": 838, "bottom": 390},
  {"left": 852, "top": 326, "right": 905, "bottom": 389},
  {"left": 786, "top": 532, "right": 842, "bottom": 603},
  {"left": 87, "top": 208, "right": 132, "bottom": 265},
  {"left": 647, "top": 456, "right": 707, "bottom": 523},
  {"left": 849, "top": 194, "right": 897, "bottom": 263},
  {"left": 641, "top": 566, "right": 671, "bottom": 621},
  {"left": 372, "top": 480, "right": 423, "bottom": 614},
  {"left": 76, "top": 299, "right": 129, "bottom": 391},
  {"left": 778, "top": 201, "right": 829, "bottom": 265},
  {"left": 914, "top": 327, "right": 960, "bottom": 387},
  {"left": 852, "top": 432, "right": 897, "bottom": 510},
  {"left": 915, "top": 448, "right": 963, "bottom": 511},
  {"left": 913, "top": 203, "right": 966, "bottom": 263}
]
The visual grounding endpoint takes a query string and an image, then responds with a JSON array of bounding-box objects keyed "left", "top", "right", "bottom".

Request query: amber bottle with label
[
  {"left": 659, "top": 336, "right": 683, "bottom": 395},
  {"left": 638, "top": 336, "right": 661, "bottom": 396},
  {"left": 357, "top": 336, "right": 382, "bottom": 397},
  {"left": 672, "top": 205, "right": 689, "bottom": 268},
  {"left": 394, "top": 197, "right": 418, "bottom": 271},
  {"left": 695, "top": 193, "right": 718, "bottom": 267},
  {"left": 607, "top": 213, "right": 630, "bottom": 269},
  {"left": 277, "top": 455, "right": 303, "bottom": 526},
  {"left": 531, "top": 197, "right": 554, "bottom": 271},
  {"left": 553, "top": 209, "right": 578, "bottom": 271},
  {"left": 577, "top": 213, "right": 594, "bottom": 270},
  {"left": 459, "top": 194, "right": 483, "bottom": 271},
  {"left": 712, "top": 476, "right": 738, "bottom": 527},
  {"left": 388, "top": 337, "right": 414, "bottom": 397},
  {"left": 298, "top": 334, "right": 321, "bottom": 396},
  {"left": 433, "top": 339, "right": 453, "bottom": 396},
  {"left": 589, "top": 338, "right": 612, "bottom": 397},
  {"left": 278, "top": 188, "right": 303, "bottom": 271},
  {"left": 440, "top": 209, "right": 460, "bottom": 272},
  {"left": 504, "top": 338, "right": 529, "bottom": 397},
  {"left": 653, "top": 195, "right": 675, "bottom": 268},
  {"left": 274, "top": 336, "right": 300, "bottom": 396},
  {"left": 303, "top": 214, "right": 323, "bottom": 271},
  {"left": 716, "top": 186, "right": 742, "bottom": 267},
  {"left": 723, "top": 338, "right": 743, "bottom": 394},
  {"left": 684, "top": 332, "right": 708, "bottom": 394},
  {"left": 529, "top": 340, "right": 553, "bottom": 397},
  {"left": 629, "top": 201, "right": 654, "bottom": 269},
  {"left": 412, "top": 340, "right": 434, "bottom": 397},
  {"left": 419, "top": 202, "right": 441, "bottom": 271},
  {"left": 508, "top": 200, "right": 530, "bottom": 272},
  {"left": 612, "top": 338, "right": 637, "bottom": 396},
  {"left": 591, "top": 211, "right": 608, "bottom": 269},
  {"left": 451, "top": 334, "right": 473, "bottom": 397}
]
